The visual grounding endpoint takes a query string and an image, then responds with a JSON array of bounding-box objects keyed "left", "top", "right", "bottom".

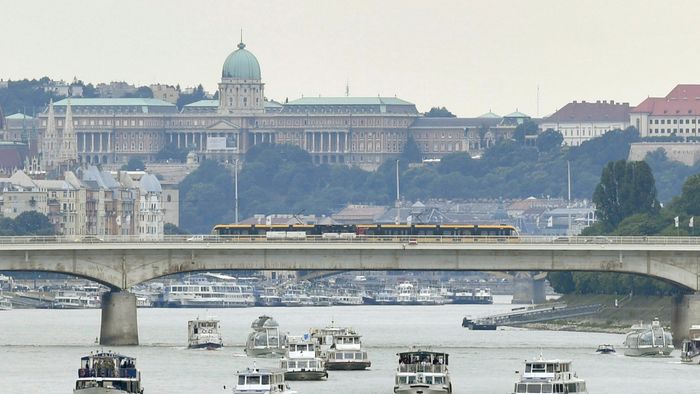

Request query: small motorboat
[{"left": 596, "top": 344, "right": 616, "bottom": 354}]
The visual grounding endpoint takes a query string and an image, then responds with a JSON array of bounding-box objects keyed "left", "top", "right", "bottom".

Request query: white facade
[{"left": 540, "top": 120, "right": 630, "bottom": 146}]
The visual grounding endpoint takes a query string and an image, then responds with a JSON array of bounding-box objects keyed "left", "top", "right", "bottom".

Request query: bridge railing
[{"left": 0, "top": 234, "right": 699, "bottom": 245}]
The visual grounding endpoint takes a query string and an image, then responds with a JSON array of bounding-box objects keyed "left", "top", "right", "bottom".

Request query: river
[{"left": 0, "top": 296, "right": 695, "bottom": 393}]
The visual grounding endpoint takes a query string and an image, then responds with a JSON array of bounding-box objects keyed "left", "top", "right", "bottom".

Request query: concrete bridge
[{"left": 2, "top": 234, "right": 700, "bottom": 346}]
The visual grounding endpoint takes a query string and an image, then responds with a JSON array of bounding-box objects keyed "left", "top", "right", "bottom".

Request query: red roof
[
  {"left": 544, "top": 101, "right": 630, "bottom": 123},
  {"left": 631, "top": 84, "right": 700, "bottom": 115}
]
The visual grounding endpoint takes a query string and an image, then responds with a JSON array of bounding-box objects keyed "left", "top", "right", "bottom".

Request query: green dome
[{"left": 222, "top": 42, "right": 261, "bottom": 80}]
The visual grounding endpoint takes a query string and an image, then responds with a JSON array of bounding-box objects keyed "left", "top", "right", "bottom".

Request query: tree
[
  {"left": 400, "top": 135, "right": 422, "bottom": 163},
  {"left": 437, "top": 152, "right": 476, "bottom": 175},
  {"left": 512, "top": 120, "right": 539, "bottom": 144},
  {"left": 123, "top": 86, "right": 153, "bottom": 99},
  {"left": 536, "top": 129, "right": 563, "bottom": 152},
  {"left": 592, "top": 160, "right": 660, "bottom": 230},
  {"left": 676, "top": 174, "right": 700, "bottom": 216},
  {"left": 13, "top": 211, "right": 54, "bottom": 235},
  {"left": 176, "top": 84, "right": 206, "bottom": 109},
  {"left": 156, "top": 142, "right": 190, "bottom": 163},
  {"left": 121, "top": 158, "right": 146, "bottom": 171},
  {"left": 179, "top": 159, "right": 234, "bottom": 233},
  {"left": 164, "top": 223, "right": 189, "bottom": 235},
  {"left": 424, "top": 106, "right": 456, "bottom": 117}
]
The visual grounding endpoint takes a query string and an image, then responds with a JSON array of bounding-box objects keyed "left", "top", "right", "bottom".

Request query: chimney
[
  {"left": 610, "top": 100, "right": 614, "bottom": 105},
  {"left": 573, "top": 100, "right": 577, "bottom": 104},
  {"left": 596, "top": 100, "right": 601, "bottom": 104}
]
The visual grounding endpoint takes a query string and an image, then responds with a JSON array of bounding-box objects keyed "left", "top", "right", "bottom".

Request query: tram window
[
  {"left": 541, "top": 384, "right": 553, "bottom": 393},
  {"left": 527, "top": 384, "right": 542, "bottom": 393}
]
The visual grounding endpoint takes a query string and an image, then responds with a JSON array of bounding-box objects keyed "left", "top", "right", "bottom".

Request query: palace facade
[{"left": 38, "top": 41, "right": 524, "bottom": 172}]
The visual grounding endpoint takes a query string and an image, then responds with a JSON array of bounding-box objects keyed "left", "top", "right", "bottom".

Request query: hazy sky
[{"left": 2, "top": 0, "right": 700, "bottom": 117}]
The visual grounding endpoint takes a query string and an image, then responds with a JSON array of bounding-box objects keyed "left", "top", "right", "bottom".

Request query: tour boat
[
  {"left": 188, "top": 316, "right": 224, "bottom": 349},
  {"left": 163, "top": 282, "right": 255, "bottom": 308},
  {"left": 393, "top": 349, "right": 452, "bottom": 394},
  {"left": 623, "top": 318, "right": 673, "bottom": 357},
  {"left": 53, "top": 289, "right": 101, "bottom": 309},
  {"left": 681, "top": 325, "right": 700, "bottom": 363},
  {"left": 245, "top": 315, "right": 287, "bottom": 358},
  {"left": 310, "top": 323, "right": 371, "bottom": 370},
  {"left": 280, "top": 334, "right": 328, "bottom": 380},
  {"left": 74, "top": 351, "right": 143, "bottom": 394},
  {"left": 231, "top": 366, "right": 297, "bottom": 394},
  {"left": 512, "top": 354, "right": 588, "bottom": 394}
]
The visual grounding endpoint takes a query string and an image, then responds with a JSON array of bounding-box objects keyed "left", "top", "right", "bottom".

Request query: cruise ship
[
  {"left": 162, "top": 282, "right": 255, "bottom": 308},
  {"left": 53, "top": 289, "right": 101, "bottom": 309},
  {"left": 448, "top": 288, "right": 493, "bottom": 304},
  {"left": 512, "top": 355, "right": 588, "bottom": 394},
  {"left": 623, "top": 319, "right": 673, "bottom": 357}
]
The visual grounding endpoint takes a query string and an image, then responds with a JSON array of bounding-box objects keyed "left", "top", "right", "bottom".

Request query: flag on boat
[{"left": 675, "top": 216, "right": 679, "bottom": 228}]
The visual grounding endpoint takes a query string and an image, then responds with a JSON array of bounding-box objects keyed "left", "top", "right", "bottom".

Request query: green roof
[
  {"left": 53, "top": 98, "right": 175, "bottom": 107},
  {"left": 5, "top": 113, "right": 34, "bottom": 120},
  {"left": 504, "top": 111, "right": 530, "bottom": 118},
  {"left": 222, "top": 42, "right": 261, "bottom": 80},
  {"left": 286, "top": 97, "right": 414, "bottom": 106},
  {"left": 478, "top": 111, "right": 500, "bottom": 119}
]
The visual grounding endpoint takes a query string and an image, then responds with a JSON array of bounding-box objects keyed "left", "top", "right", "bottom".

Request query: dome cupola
[{"left": 221, "top": 42, "right": 261, "bottom": 80}]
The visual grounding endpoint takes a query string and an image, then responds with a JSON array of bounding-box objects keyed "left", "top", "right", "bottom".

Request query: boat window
[
  {"left": 546, "top": 364, "right": 554, "bottom": 373},
  {"left": 541, "top": 384, "right": 553, "bottom": 393},
  {"left": 247, "top": 376, "right": 260, "bottom": 384},
  {"left": 407, "top": 376, "right": 416, "bottom": 384},
  {"left": 238, "top": 376, "right": 245, "bottom": 385},
  {"left": 261, "top": 375, "right": 270, "bottom": 385},
  {"left": 355, "top": 352, "right": 363, "bottom": 359},
  {"left": 531, "top": 363, "right": 546, "bottom": 373},
  {"left": 566, "top": 383, "right": 577, "bottom": 392},
  {"left": 579, "top": 382, "right": 586, "bottom": 391},
  {"left": 434, "top": 376, "right": 444, "bottom": 384},
  {"left": 553, "top": 384, "right": 563, "bottom": 393},
  {"left": 525, "top": 364, "right": 531, "bottom": 373},
  {"left": 516, "top": 383, "right": 527, "bottom": 393},
  {"left": 424, "top": 376, "right": 433, "bottom": 384},
  {"left": 527, "top": 383, "right": 542, "bottom": 393},
  {"left": 299, "top": 361, "right": 308, "bottom": 368}
]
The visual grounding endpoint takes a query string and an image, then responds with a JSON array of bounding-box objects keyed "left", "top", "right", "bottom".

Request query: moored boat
[
  {"left": 0, "top": 295, "right": 12, "bottom": 311},
  {"left": 188, "top": 316, "right": 224, "bottom": 349},
  {"left": 281, "top": 334, "right": 328, "bottom": 380},
  {"left": 596, "top": 344, "right": 615, "bottom": 354},
  {"left": 394, "top": 349, "right": 451, "bottom": 394},
  {"left": 245, "top": 315, "right": 287, "bottom": 358},
  {"left": 623, "top": 318, "right": 673, "bottom": 357},
  {"left": 681, "top": 325, "right": 700, "bottom": 363},
  {"left": 511, "top": 354, "right": 588, "bottom": 394},
  {"left": 74, "top": 351, "right": 143, "bottom": 393},
  {"left": 231, "top": 366, "right": 297, "bottom": 393}
]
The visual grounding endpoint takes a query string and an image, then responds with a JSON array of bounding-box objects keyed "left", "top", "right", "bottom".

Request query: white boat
[
  {"left": 394, "top": 349, "right": 451, "bottom": 394},
  {"left": 281, "top": 334, "right": 328, "bottom": 380},
  {"left": 331, "top": 294, "right": 363, "bottom": 306},
  {"left": 681, "top": 325, "right": 700, "bottom": 363},
  {"left": 74, "top": 351, "right": 143, "bottom": 394},
  {"left": 416, "top": 288, "right": 445, "bottom": 305},
  {"left": 245, "top": 315, "right": 287, "bottom": 358},
  {"left": 188, "top": 317, "right": 224, "bottom": 349},
  {"left": 310, "top": 323, "right": 371, "bottom": 370},
  {"left": 396, "top": 282, "right": 417, "bottom": 305},
  {"left": 623, "top": 318, "right": 673, "bottom": 357},
  {"left": 512, "top": 355, "right": 588, "bottom": 394},
  {"left": 231, "top": 367, "right": 297, "bottom": 394},
  {"left": 163, "top": 282, "right": 255, "bottom": 308},
  {"left": 53, "top": 290, "right": 101, "bottom": 309}
]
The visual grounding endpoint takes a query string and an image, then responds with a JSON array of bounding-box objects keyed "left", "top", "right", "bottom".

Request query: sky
[{"left": 2, "top": 0, "right": 700, "bottom": 117}]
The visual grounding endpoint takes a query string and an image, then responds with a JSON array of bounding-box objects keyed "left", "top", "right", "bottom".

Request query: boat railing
[
  {"left": 398, "top": 364, "right": 447, "bottom": 373},
  {"left": 78, "top": 368, "right": 138, "bottom": 378}
]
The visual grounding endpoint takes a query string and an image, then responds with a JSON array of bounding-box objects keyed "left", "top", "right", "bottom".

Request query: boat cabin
[
  {"left": 287, "top": 335, "right": 318, "bottom": 358},
  {"left": 514, "top": 359, "right": 587, "bottom": 394},
  {"left": 333, "top": 333, "right": 362, "bottom": 350},
  {"left": 397, "top": 350, "right": 449, "bottom": 373},
  {"left": 189, "top": 318, "right": 220, "bottom": 335},
  {"left": 235, "top": 368, "right": 287, "bottom": 392}
]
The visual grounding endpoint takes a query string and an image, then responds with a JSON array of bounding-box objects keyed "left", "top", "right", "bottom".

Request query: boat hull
[
  {"left": 284, "top": 370, "right": 328, "bottom": 380},
  {"left": 394, "top": 384, "right": 451, "bottom": 394},
  {"left": 245, "top": 348, "right": 286, "bottom": 358},
  {"left": 188, "top": 342, "right": 223, "bottom": 350},
  {"left": 624, "top": 346, "right": 673, "bottom": 357},
  {"left": 74, "top": 388, "right": 130, "bottom": 394},
  {"left": 325, "top": 361, "right": 371, "bottom": 370}
]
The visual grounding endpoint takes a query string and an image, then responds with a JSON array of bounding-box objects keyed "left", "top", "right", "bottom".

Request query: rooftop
[
  {"left": 632, "top": 84, "right": 700, "bottom": 115},
  {"left": 5, "top": 113, "right": 34, "bottom": 120},
  {"left": 410, "top": 117, "right": 501, "bottom": 128},
  {"left": 543, "top": 100, "right": 630, "bottom": 123},
  {"left": 286, "top": 97, "right": 414, "bottom": 106},
  {"left": 53, "top": 98, "right": 175, "bottom": 107}
]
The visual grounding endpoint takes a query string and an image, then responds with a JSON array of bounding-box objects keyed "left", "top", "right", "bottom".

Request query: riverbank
[{"left": 518, "top": 294, "right": 675, "bottom": 333}]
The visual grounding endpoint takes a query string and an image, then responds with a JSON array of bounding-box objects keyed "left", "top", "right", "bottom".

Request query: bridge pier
[
  {"left": 672, "top": 293, "right": 700, "bottom": 348},
  {"left": 100, "top": 291, "right": 139, "bottom": 346},
  {"left": 512, "top": 276, "right": 546, "bottom": 304}
]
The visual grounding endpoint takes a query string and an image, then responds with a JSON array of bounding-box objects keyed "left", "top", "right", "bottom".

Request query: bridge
[{"left": 2, "top": 234, "right": 700, "bottom": 346}]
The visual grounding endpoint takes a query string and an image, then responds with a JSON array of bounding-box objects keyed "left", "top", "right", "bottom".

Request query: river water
[{"left": 0, "top": 296, "right": 695, "bottom": 393}]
